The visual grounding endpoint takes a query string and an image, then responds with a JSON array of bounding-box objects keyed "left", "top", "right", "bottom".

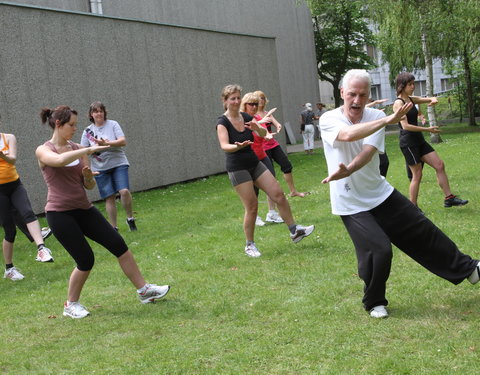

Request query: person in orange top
[{"left": 0, "top": 130, "right": 54, "bottom": 281}]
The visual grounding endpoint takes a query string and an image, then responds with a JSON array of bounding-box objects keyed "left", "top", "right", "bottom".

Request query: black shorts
[
  {"left": 401, "top": 142, "right": 435, "bottom": 166},
  {"left": 227, "top": 162, "right": 267, "bottom": 187}
]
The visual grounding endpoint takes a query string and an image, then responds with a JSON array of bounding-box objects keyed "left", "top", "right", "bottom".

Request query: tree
[{"left": 305, "top": 0, "right": 376, "bottom": 106}]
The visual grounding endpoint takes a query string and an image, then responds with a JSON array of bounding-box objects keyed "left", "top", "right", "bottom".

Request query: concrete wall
[{"left": 0, "top": 2, "right": 282, "bottom": 212}]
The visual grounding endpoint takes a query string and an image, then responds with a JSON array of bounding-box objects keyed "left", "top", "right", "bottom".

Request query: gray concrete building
[{"left": 0, "top": 0, "right": 318, "bottom": 212}]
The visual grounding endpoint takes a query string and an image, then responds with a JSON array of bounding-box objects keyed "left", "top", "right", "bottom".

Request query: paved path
[{"left": 286, "top": 140, "right": 323, "bottom": 154}]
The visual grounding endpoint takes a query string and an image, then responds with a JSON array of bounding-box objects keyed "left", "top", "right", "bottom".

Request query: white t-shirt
[
  {"left": 80, "top": 119, "right": 129, "bottom": 172},
  {"left": 320, "top": 107, "right": 394, "bottom": 215}
]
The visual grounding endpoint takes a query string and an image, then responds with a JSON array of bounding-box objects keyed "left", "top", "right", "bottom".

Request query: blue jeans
[{"left": 94, "top": 165, "right": 130, "bottom": 199}]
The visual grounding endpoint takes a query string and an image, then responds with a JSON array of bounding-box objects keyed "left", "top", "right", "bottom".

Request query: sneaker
[
  {"left": 126, "top": 218, "right": 137, "bottom": 231},
  {"left": 36, "top": 246, "right": 54, "bottom": 263},
  {"left": 4, "top": 267, "right": 25, "bottom": 281},
  {"left": 255, "top": 216, "right": 265, "bottom": 226},
  {"left": 244, "top": 243, "right": 262, "bottom": 258},
  {"left": 265, "top": 211, "right": 284, "bottom": 223},
  {"left": 138, "top": 284, "right": 170, "bottom": 304},
  {"left": 290, "top": 225, "right": 315, "bottom": 243},
  {"left": 468, "top": 261, "right": 480, "bottom": 285},
  {"left": 41, "top": 227, "right": 52, "bottom": 240},
  {"left": 63, "top": 301, "right": 90, "bottom": 319},
  {"left": 370, "top": 305, "right": 388, "bottom": 319},
  {"left": 444, "top": 195, "right": 468, "bottom": 207}
]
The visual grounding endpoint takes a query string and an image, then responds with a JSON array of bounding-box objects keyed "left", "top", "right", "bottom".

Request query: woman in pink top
[
  {"left": 254, "top": 90, "right": 309, "bottom": 198},
  {"left": 36, "top": 105, "right": 170, "bottom": 319},
  {"left": 240, "top": 92, "right": 283, "bottom": 225}
]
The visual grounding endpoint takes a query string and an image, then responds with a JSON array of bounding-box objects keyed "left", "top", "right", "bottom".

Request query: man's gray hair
[{"left": 341, "top": 69, "right": 371, "bottom": 93}]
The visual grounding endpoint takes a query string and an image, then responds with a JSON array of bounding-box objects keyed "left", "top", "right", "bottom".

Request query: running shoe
[
  {"left": 126, "top": 218, "right": 138, "bottom": 231},
  {"left": 138, "top": 284, "right": 170, "bottom": 304},
  {"left": 265, "top": 211, "right": 284, "bottom": 223},
  {"left": 4, "top": 267, "right": 24, "bottom": 281},
  {"left": 290, "top": 225, "right": 315, "bottom": 243},
  {"left": 63, "top": 301, "right": 90, "bottom": 319},
  {"left": 245, "top": 243, "right": 261, "bottom": 257},
  {"left": 255, "top": 216, "right": 266, "bottom": 226},
  {"left": 444, "top": 195, "right": 468, "bottom": 207},
  {"left": 41, "top": 227, "right": 52, "bottom": 240},
  {"left": 36, "top": 246, "right": 54, "bottom": 263}
]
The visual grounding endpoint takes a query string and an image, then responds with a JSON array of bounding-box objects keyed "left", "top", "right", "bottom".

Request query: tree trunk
[
  {"left": 421, "top": 32, "right": 442, "bottom": 144},
  {"left": 463, "top": 48, "right": 477, "bottom": 126},
  {"left": 333, "top": 83, "right": 342, "bottom": 107}
]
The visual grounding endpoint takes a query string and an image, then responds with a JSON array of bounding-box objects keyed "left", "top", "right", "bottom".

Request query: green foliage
[
  {"left": 1, "top": 132, "right": 480, "bottom": 374},
  {"left": 305, "top": 0, "right": 376, "bottom": 105}
]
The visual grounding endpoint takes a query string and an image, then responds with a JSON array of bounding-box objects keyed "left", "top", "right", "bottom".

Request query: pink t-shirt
[
  {"left": 250, "top": 114, "right": 267, "bottom": 160},
  {"left": 41, "top": 141, "right": 92, "bottom": 212},
  {"left": 259, "top": 110, "right": 280, "bottom": 151}
]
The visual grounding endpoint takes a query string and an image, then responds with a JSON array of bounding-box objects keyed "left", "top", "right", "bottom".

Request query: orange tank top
[{"left": 0, "top": 133, "right": 19, "bottom": 184}]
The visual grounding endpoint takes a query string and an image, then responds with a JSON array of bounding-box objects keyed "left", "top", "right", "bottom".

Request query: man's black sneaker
[
  {"left": 126, "top": 218, "right": 137, "bottom": 231},
  {"left": 444, "top": 195, "right": 468, "bottom": 208}
]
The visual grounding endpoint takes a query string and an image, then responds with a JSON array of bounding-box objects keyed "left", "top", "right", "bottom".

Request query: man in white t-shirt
[{"left": 320, "top": 69, "right": 480, "bottom": 319}]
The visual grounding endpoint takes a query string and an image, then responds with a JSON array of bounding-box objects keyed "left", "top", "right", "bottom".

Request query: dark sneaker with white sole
[{"left": 290, "top": 225, "right": 315, "bottom": 243}]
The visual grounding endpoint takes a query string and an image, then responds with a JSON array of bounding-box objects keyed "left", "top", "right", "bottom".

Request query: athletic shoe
[
  {"left": 467, "top": 261, "right": 480, "bottom": 284},
  {"left": 244, "top": 243, "right": 261, "bottom": 258},
  {"left": 138, "top": 284, "right": 170, "bottom": 304},
  {"left": 444, "top": 195, "right": 468, "bottom": 207},
  {"left": 265, "top": 211, "right": 284, "bottom": 223},
  {"left": 255, "top": 216, "right": 266, "bottom": 226},
  {"left": 126, "top": 218, "right": 138, "bottom": 231},
  {"left": 41, "top": 227, "right": 52, "bottom": 240},
  {"left": 4, "top": 267, "right": 25, "bottom": 281},
  {"left": 36, "top": 246, "right": 54, "bottom": 263},
  {"left": 370, "top": 305, "right": 388, "bottom": 319},
  {"left": 63, "top": 301, "right": 90, "bottom": 319},
  {"left": 290, "top": 225, "right": 315, "bottom": 243}
]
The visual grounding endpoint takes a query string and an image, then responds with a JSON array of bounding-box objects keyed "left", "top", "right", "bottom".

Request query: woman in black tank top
[{"left": 393, "top": 72, "right": 468, "bottom": 208}]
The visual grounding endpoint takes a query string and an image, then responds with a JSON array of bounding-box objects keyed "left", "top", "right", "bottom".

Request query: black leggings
[
  {"left": 266, "top": 145, "right": 293, "bottom": 174},
  {"left": 0, "top": 179, "right": 37, "bottom": 242},
  {"left": 46, "top": 207, "right": 128, "bottom": 271}
]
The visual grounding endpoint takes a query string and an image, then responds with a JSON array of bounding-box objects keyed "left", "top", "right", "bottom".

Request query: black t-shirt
[
  {"left": 216, "top": 112, "right": 259, "bottom": 172},
  {"left": 301, "top": 110, "right": 315, "bottom": 125},
  {"left": 396, "top": 97, "right": 426, "bottom": 148}
]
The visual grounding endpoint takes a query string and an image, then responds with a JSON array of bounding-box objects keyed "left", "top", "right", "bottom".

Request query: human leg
[
  {"left": 341, "top": 212, "right": 392, "bottom": 311},
  {"left": 373, "top": 190, "right": 477, "bottom": 283},
  {"left": 105, "top": 195, "right": 118, "bottom": 228},
  {"left": 407, "top": 163, "right": 423, "bottom": 206},
  {"left": 234, "top": 181, "right": 259, "bottom": 242}
]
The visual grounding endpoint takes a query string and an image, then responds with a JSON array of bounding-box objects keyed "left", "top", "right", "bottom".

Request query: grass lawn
[{"left": 1, "top": 126, "right": 479, "bottom": 374}]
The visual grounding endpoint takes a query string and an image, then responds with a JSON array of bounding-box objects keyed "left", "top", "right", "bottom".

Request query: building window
[
  {"left": 366, "top": 45, "right": 378, "bottom": 64},
  {"left": 414, "top": 80, "right": 427, "bottom": 96},
  {"left": 441, "top": 78, "right": 455, "bottom": 92},
  {"left": 89, "top": 0, "right": 103, "bottom": 15},
  {"left": 370, "top": 84, "right": 381, "bottom": 101}
]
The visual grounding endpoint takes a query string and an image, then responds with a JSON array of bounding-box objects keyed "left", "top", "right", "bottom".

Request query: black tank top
[
  {"left": 216, "top": 112, "right": 259, "bottom": 172},
  {"left": 395, "top": 97, "right": 425, "bottom": 148}
]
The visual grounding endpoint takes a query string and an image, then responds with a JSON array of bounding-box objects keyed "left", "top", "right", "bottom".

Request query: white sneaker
[
  {"left": 36, "top": 246, "right": 54, "bottom": 262},
  {"left": 245, "top": 243, "right": 261, "bottom": 257},
  {"left": 138, "top": 284, "right": 170, "bottom": 304},
  {"left": 4, "top": 267, "right": 25, "bottom": 281},
  {"left": 63, "top": 301, "right": 90, "bottom": 319},
  {"left": 255, "top": 216, "right": 265, "bottom": 226},
  {"left": 41, "top": 227, "right": 52, "bottom": 240},
  {"left": 370, "top": 305, "right": 388, "bottom": 319},
  {"left": 290, "top": 225, "right": 315, "bottom": 243},
  {"left": 468, "top": 261, "right": 480, "bottom": 284},
  {"left": 265, "top": 211, "right": 284, "bottom": 223}
]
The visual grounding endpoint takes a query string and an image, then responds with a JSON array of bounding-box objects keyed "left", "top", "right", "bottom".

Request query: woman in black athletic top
[
  {"left": 393, "top": 72, "right": 468, "bottom": 208},
  {"left": 216, "top": 84, "right": 314, "bottom": 258}
]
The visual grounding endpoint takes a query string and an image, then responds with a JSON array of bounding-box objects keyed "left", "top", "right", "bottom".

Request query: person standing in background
[
  {"left": 300, "top": 103, "right": 317, "bottom": 154},
  {"left": 81, "top": 102, "right": 137, "bottom": 231}
]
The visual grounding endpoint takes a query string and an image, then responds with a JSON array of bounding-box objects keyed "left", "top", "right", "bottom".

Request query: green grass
[{"left": 1, "top": 128, "right": 480, "bottom": 374}]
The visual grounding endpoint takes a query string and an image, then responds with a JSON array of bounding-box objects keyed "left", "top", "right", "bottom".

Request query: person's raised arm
[
  {"left": 216, "top": 124, "right": 253, "bottom": 153},
  {"left": 93, "top": 136, "right": 126, "bottom": 147},
  {"left": 36, "top": 144, "right": 110, "bottom": 168},
  {"left": 393, "top": 100, "right": 439, "bottom": 134},
  {"left": 410, "top": 95, "right": 438, "bottom": 106},
  {"left": 0, "top": 134, "right": 17, "bottom": 165},
  {"left": 322, "top": 144, "right": 377, "bottom": 183},
  {"left": 337, "top": 102, "right": 412, "bottom": 142}
]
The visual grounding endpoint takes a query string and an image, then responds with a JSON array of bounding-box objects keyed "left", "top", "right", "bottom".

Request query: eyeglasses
[{"left": 246, "top": 103, "right": 259, "bottom": 107}]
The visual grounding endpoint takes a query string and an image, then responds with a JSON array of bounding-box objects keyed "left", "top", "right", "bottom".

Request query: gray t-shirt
[{"left": 80, "top": 119, "right": 129, "bottom": 171}]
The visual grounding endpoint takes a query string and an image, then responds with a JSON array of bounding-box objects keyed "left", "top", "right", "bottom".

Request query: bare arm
[
  {"left": 410, "top": 96, "right": 438, "bottom": 106},
  {"left": 392, "top": 101, "right": 439, "bottom": 134},
  {"left": 337, "top": 102, "right": 412, "bottom": 142},
  {"left": 365, "top": 98, "right": 388, "bottom": 108},
  {"left": 216, "top": 124, "right": 253, "bottom": 153},
  {"left": 0, "top": 134, "right": 17, "bottom": 165},
  {"left": 36, "top": 143, "right": 110, "bottom": 168},
  {"left": 93, "top": 136, "right": 126, "bottom": 147},
  {"left": 322, "top": 145, "right": 377, "bottom": 183}
]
